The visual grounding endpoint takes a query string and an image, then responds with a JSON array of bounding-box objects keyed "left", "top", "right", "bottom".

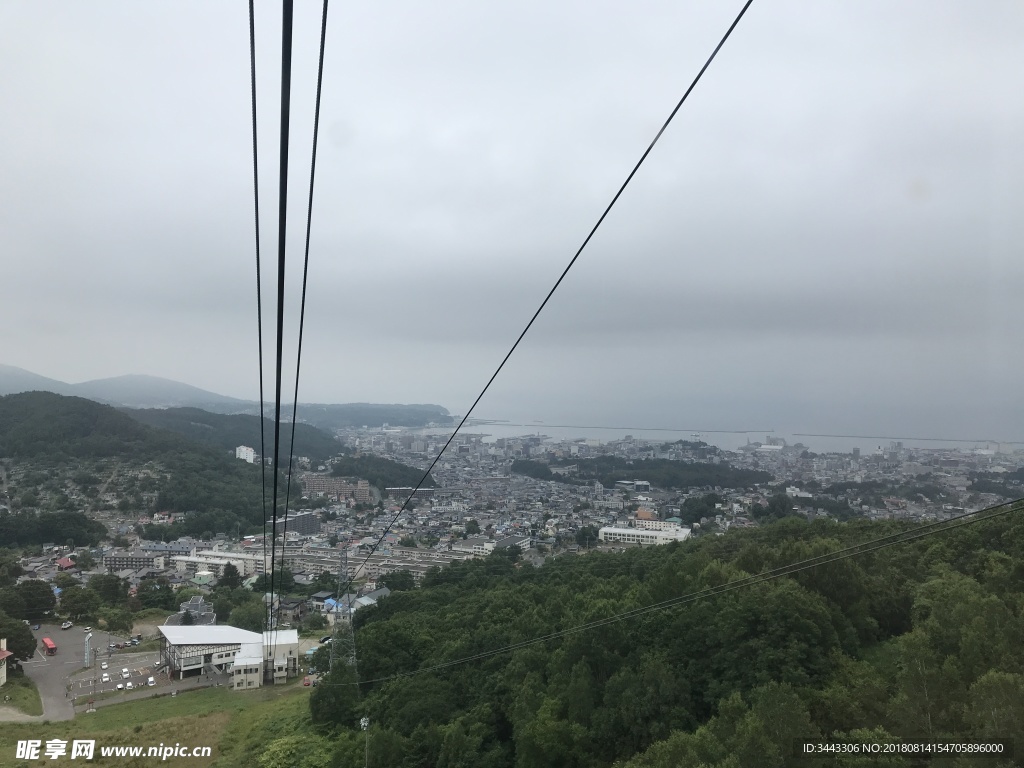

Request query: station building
[{"left": 157, "top": 626, "right": 300, "bottom": 689}]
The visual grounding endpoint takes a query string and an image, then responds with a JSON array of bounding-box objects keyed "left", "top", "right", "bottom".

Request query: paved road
[
  {"left": 73, "top": 664, "right": 234, "bottom": 713},
  {"left": 16, "top": 623, "right": 84, "bottom": 722},
  {"left": 13, "top": 624, "right": 156, "bottom": 721},
  {"left": 8, "top": 624, "right": 316, "bottom": 721}
]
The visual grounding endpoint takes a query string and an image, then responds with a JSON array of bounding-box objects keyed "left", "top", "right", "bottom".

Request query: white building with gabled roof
[{"left": 158, "top": 626, "right": 300, "bottom": 688}]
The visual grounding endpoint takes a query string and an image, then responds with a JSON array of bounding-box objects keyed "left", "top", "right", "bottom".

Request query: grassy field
[
  {"left": 0, "top": 681, "right": 312, "bottom": 767},
  {"left": 1, "top": 673, "right": 43, "bottom": 716}
]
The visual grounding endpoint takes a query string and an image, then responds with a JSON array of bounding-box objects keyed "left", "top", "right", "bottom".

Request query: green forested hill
[
  {"left": 0, "top": 391, "right": 180, "bottom": 459},
  {"left": 331, "top": 454, "right": 436, "bottom": 489},
  {"left": 0, "top": 393, "right": 267, "bottom": 535},
  {"left": 513, "top": 455, "right": 772, "bottom": 490},
  {"left": 122, "top": 406, "right": 343, "bottom": 461},
  {"left": 269, "top": 508, "right": 1024, "bottom": 768}
]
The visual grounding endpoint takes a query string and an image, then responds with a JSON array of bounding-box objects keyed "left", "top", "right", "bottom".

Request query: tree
[
  {"left": 88, "top": 574, "right": 129, "bottom": 606},
  {"left": 303, "top": 612, "right": 328, "bottom": 631},
  {"left": 229, "top": 602, "right": 266, "bottom": 633},
  {"left": 103, "top": 608, "right": 134, "bottom": 636},
  {"left": 490, "top": 545, "right": 522, "bottom": 563},
  {"left": 15, "top": 579, "right": 56, "bottom": 620},
  {"left": 0, "top": 610, "right": 36, "bottom": 660},
  {"left": 53, "top": 572, "right": 78, "bottom": 591},
  {"left": 576, "top": 526, "right": 599, "bottom": 547},
  {"left": 399, "top": 535, "right": 418, "bottom": 548},
  {"left": 70, "top": 550, "right": 95, "bottom": 570},
  {"left": 313, "top": 572, "right": 336, "bottom": 592},
  {"left": 465, "top": 520, "right": 481, "bottom": 536},
  {"left": 181, "top": 609, "right": 195, "bottom": 626},
  {"left": 60, "top": 586, "right": 103, "bottom": 621},
  {"left": 219, "top": 562, "right": 242, "bottom": 590},
  {"left": 136, "top": 578, "right": 176, "bottom": 610},
  {"left": 0, "top": 551, "right": 24, "bottom": 588},
  {"left": 309, "top": 662, "right": 360, "bottom": 729},
  {"left": 174, "top": 588, "right": 204, "bottom": 605},
  {"left": 253, "top": 568, "right": 295, "bottom": 595},
  {"left": 256, "top": 734, "right": 333, "bottom": 768},
  {"left": 380, "top": 570, "right": 415, "bottom": 593},
  {"left": 0, "top": 588, "right": 27, "bottom": 621}
]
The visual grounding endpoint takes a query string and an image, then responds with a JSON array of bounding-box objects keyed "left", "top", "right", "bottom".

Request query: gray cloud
[{"left": 1, "top": 0, "right": 1022, "bottom": 440}]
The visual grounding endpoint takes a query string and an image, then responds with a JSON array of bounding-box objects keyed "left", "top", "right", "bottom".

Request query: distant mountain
[
  {"left": 0, "top": 364, "right": 75, "bottom": 397},
  {"left": 72, "top": 374, "right": 248, "bottom": 408},
  {"left": 0, "top": 364, "right": 453, "bottom": 426},
  {"left": 0, "top": 365, "right": 245, "bottom": 409},
  {"left": 123, "top": 407, "right": 344, "bottom": 461}
]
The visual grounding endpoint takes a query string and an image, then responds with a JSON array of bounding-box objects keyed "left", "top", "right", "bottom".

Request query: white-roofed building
[
  {"left": 231, "top": 642, "right": 264, "bottom": 690},
  {"left": 158, "top": 626, "right": 301, "bottom": 688},
  {"left": 158, "top": 626, "right": 262, "bottom": 680},
  {"left": 598, "top": 526, "right": 692, "bottom": 546},
  {"left": 263, "top": 629, "right": 300, "bottom": 683}
]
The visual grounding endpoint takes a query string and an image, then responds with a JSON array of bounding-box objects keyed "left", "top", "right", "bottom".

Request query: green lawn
[
  {"left": 0, "top": 681, "right": 311, "bottom": 768},
  {"left": 132, "top": 608, "right": 175, "bottom": 625},
  {"left": 1, "top": 672, "right": 43, "bottom": 716}
]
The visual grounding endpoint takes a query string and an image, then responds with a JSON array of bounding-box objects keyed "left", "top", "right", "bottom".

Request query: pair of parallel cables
[
  {"left": 248, "top": 0, "right": 330, "bottom": 645},
  {"left": 246, "top": 0, "right": 758, "bottom": 664}
]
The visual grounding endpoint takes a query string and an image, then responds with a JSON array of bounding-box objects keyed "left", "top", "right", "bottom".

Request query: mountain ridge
[{"left": 0, "top": 364, "right": 452, "bottom": 426}]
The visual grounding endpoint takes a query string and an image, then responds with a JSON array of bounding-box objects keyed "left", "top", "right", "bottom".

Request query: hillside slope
[{"left": 123, "top": 407, "right": 344, "bottom": 461}]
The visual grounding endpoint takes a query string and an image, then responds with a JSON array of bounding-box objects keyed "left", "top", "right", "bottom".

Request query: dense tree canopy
[
  {"left": 512, "top": 456, "right": 772, "bottom": 491},
  {"left": 0, "top": 610, "right": 36, "bottom": 660},
  {"left": 295, "top": 509, "right": 1024, "bottom": 768},
  {"left": 122, "top": 407, "right": 343, "bottom": 461},
  {"left": 15, "top": 579, "right": 56, "bottom": 620},
  {"left": 330, "top": 455, "right": 436, "bottom": 490},
  {"left": 0, "top": 510, "right": 107, "bottom": 548}
]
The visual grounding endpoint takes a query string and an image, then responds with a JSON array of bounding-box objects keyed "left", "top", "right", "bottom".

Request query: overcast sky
[{"left": 2, "top": 1, "right": 1022, "bottom": 440}]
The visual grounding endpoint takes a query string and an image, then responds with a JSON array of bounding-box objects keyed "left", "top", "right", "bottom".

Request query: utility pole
[
  {"left": 360, "top": 717, "right": 370, "bottom": 768},
  {"left": 330, "top": 549, "right": 345, "bottom": 673},
  {"left": 331, "top": 547, "right": 360, "bottom": 678}
]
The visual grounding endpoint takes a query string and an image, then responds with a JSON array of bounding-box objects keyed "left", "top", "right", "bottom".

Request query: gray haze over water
[
  {"left": 2, "top": 1, "right": 1021, "bottom": 441},
  {"left": 415, "top": 423, "right": 1014, "bottom": 456}
]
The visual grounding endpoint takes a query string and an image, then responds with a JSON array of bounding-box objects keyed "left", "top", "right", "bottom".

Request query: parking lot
[
  {"left": 9, "top": 623, "right": 313, "bottom": 720},
  {"left": 17, "top": 622, "right": 92, "bottom": 721}
]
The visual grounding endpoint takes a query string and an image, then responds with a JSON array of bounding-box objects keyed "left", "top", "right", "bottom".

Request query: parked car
[
  {"left": 100, "top": 662, "right": 108, "bottom": 670},
  {"left": 125, "top": 681, "right": 134, "bottom": 690},
  {"left": 147, "top": 676, "right": 155, "bottom": 687},
  {"left": 303, "top": 676, "right": 310, "bottom": 686},
  {"left": 121, "top": 668, "right": 130, "bottom": 679},
  {"left": 83, "top": 626, "right": 92, "bottom": 632},
  {"left": 116, "top": 683, "right": 124, "bottom": 691},
  {"left": 61, "top": 621, "right": 73, "bottom": 630},
  {"left": 319, "top": 635, "right": 332, "bottom": 644},
  {"left": 129, "top": 638, "right": 140, "bottom": 646},
  {"left": 31, "top": 624, "right": 40, "bottom": 631},
  {"left": 101, "top": 673, "right": 110, "bottom": 683}
]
